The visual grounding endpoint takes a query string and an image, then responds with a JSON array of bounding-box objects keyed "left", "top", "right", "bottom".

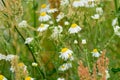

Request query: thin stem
[
  {"left": 84, "top": 48, "right": 91, "bottom": 73},
  {"left": 33, "top": 0, "right": 37, "bottom": 28},
  {"left": 103, "top": 34, "right": 115, "bottom": 49},
  {"left": 14, "top": 26, "right": 46, "bottom": 79}
]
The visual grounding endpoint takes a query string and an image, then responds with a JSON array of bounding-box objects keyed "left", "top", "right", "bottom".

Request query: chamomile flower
[
  {"left": 25, "top": 76, "right": 34, "bottom": 80},
  {"left": 25, "top": 37, "right": 33, "bottom": 44},
  {"left": 37, "top": 24, "right": 49, "bottom": 32},
  {"left": 57, "top": 77, "right": 65, "bottom": 80},
  {"left": 91, "top": 14, "right": 100, "bottom": 19},
  {"left": 92, "top": 49, "right": 100, "bottom": 57},
  {"left": 40, "top": 4, "right": 49, "bottom": 12},
  {"left": 113, "top": 25, "right": 120, "bottom": 36},
  {"left": 39, "top": 12, "right": 51, "bottom": 22},
  {"left": 58, "top": 63, "right": 72, "bottom": 71},
  {"left": 59, "top": 48, "right": 73, "bottom": 61},
  {"left": 60, "top": 0, "right": 69, "bottom": 6},
  {"left": 68, "top": 23, "right": 82, "bottom": 34},
  {"left": 47, "top": 8, "right": 58, "bottom": 14},
  {"left": 0, "top": 75, "right": 7, "bottom": 80},
  {"left": 96, "top": 7, "right": 103, "bottom": 15},
  {"left": 18, "top": 20, "right": 28, "bottom": 28},
  {"left": 56, "top": 12, "right": 65, "bottom": 22}
]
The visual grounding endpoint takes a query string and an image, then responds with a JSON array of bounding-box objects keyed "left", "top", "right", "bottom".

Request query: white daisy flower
[
  {"left": 91, "top": 14, "right": 100, "bottom": 19},
  {"left": 40, "top": 4, "right": 50, "bottom": 12},
  {"left": 25, "top": 76, "right": 34, "bottom": 80},
  {"left": 0, "top": 75, "right": 7, "bottom": 80},
  {"left": 60, "top": 0, "right": 69, "bottom": 6},
  {"left": 68, "top": 23, "right": 82, "bottom": 34},
  {"left": 47, "top": 8, "right": 58, "bottom": 14},
  {"left": 64, "top": 21, "right": 69, "bottom": 25},
  {"left": 18, "top": 20, "right": 28, "bottom": 28},
  {"left": 58, "top": 63, "right": 72, "bottom": 71},
  {"left": 25, "top": 37, "right": 33, "bottom": 44},
  {"left": 0, "top": 54, "right": 6, "bottom": 60},
  {"left": 56, "top": 12, "right": 65, "bottom": 22},
  {"left": 50, "top": 25, "right": 63, "bottom": 39},
  {"left": 92, "top": 49, "right": 100, "bottom": 57},
  {"left": 59, "top": 48, "right": 73, "bottom": 61},
  {"left": 57, "top": 77, "right": 65, "bottom": 80},
  {"left": 113, "top": 25, "right": 120, "bottom": 36},
  {"left": 39, "top": 12, "right": 51, "bottom": 22},
  {"left": 112, "top": 18, "right": 118, "bottom": 27},
  {"left": 37, "top": 24, "right": 49, "bottom": 32},
  {"left": 96, "top": 7, "right": 103, "bottom": 15},
  {"left": 81, "top": 39, "right": 86, "bottom": 44},
  {"left": 32, "top": 62, "right": 38, "bottom": 67}
]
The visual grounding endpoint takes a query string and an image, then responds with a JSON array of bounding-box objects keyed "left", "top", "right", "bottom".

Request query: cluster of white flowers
[
  {"left": 0, "top": 75, "right": 7, "bottom": 80},
  {"left": 91, "top": 7, "right": 103, "bottom": 19},
  {"left": 112, "top": 18, "right": 120, "bottom": 36},
  {"left": 0, "top": 53, "right": 16, "bottom": 61},
  {"left": 72, "top": 0, "right": 97, "bottom": 8},
  {"left": 50, "top": 25, "right": 63, "bottom": 40},
  {"left": 91, "top": 49, "right": 100, "bottom": 57},
  {"left": 58, "top": 63, "right": 72, "bottom": 71}
]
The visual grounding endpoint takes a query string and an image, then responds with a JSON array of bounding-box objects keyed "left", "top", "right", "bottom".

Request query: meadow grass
[{"left": 0, "top": 0, "right": 120, "bottom": 80}]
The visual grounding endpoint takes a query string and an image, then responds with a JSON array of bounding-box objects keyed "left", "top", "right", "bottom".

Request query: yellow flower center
[
  {"left": 25, "top": 77, "right": 31, "bottom": 80},
  {"left": 40, "top": 12, "right": 46, "bottom": 16},
  {"left": 71, "top": 23, "right": 77, "bottom": 28},
  {"left": 41, "top": 4, "right": 47, "bottom": 8},
  {"left": 61, "top": 48, "right": 68, "bottom": 53},
  {"left": 18, "top": 63, "right": 24, "bottom": 67},
  {"left": 40, "top": 24, "right": 44, "bottom": 28},
  {"left": 93, "top": 49, "right": 98, "bottom": 53},
  {"left": 61, "top": 65, "right": 65, "bottom": 68},
  {"left": 0, "top": 75, "right": 4, "bottom": 80}
]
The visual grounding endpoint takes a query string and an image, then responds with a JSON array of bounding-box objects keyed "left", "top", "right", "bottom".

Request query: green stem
[
  {"left": 84, "top": 48, "right": 91, "bottom": 73},
  {"left": 103, "top": 34, "right": 115, "bottom": 49},
  {"left": 14, "top": 26, "right": 46, "bottom": 79},
  {"left": 33, "top": 0, "right": 37, "bottom": 28}
]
